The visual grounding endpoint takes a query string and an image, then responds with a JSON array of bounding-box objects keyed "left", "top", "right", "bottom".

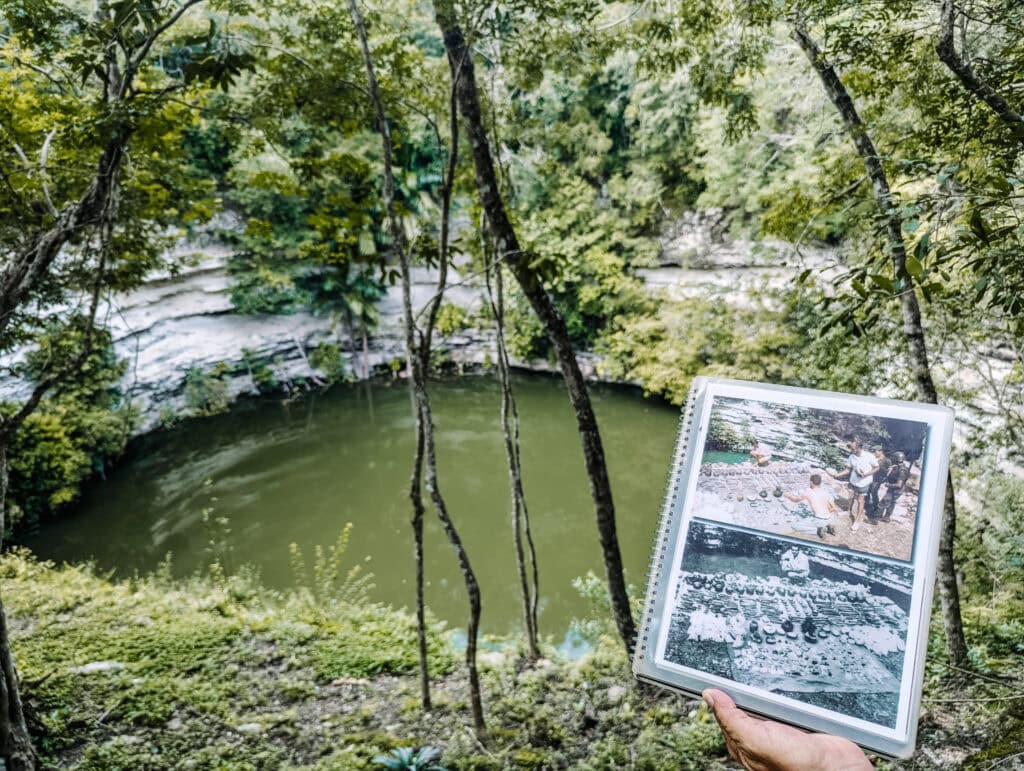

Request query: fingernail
[{"left": 703, "top": 690, "right": 715, "bottom": 710}]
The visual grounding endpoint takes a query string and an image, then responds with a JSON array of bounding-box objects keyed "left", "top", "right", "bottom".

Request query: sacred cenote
[{"left": 25, "top": 373, "right": 678, "bottom": 644}]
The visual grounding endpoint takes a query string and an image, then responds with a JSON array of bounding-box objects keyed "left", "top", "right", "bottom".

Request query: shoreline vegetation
[{"left": 5, "top": 550, "right": 1021, "bottom": 771}]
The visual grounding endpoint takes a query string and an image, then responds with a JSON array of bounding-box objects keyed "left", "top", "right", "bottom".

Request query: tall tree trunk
[
  {"left": 0, "top": 447, "right": 35, "bottom": 771},
  {"left": 409, "top": 408, "right": 431, "bottom": 709},
  {"left": 433, "top": 0, "right": 636, "bottom": 651},
  {"left": 936, "top": 0, "right": 1024, "bottom": 146},
  {"left": 791, "top": 23, "right": 970, "bottom": 670},
  {"left": 347, "top": 0, "right": 484, "bottom": 732},
  {"left": 0, "top": 163, "right": 116, "bottom": 771},
  {"left": 485, "top": 251, "right": 540, "bottom": 659}
]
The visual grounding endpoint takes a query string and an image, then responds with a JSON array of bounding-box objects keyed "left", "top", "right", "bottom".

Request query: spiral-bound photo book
[{"left": 633, "top": 377, "right": 954, "bottom": 759}]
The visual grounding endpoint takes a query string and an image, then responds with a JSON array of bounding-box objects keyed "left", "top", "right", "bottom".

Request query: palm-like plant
[{"left": 373, "top": 745, "right": 446, "bottom": 771}]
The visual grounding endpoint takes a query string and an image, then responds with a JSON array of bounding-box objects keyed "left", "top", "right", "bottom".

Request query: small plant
[
  {"left": 309, "top": 341, "right": 348, "bottom": 384},
  {"left": 201, "top": 494, "right": 234, "bottom": 578},
  {"left": 288, "top": 523, "right": 375, "bottom": 607},
  {"left": 373, "top": 746, "right": 446, "bottom": 771},
  {"left": 435, "top": 303, "right": 469, "bottom": 337},
  {"left": 241, "top": 348, "right": 278, "bottom": 394},
  {"left": 183, "top": 363, "right": 232, "bottom": 415}
]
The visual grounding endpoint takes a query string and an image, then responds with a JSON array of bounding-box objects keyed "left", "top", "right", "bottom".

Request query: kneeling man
[{"left": 785, "top": 474, "right": 839, "bottom": 540}]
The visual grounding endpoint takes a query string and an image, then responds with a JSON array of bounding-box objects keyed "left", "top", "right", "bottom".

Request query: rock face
[
  {"left": 0, "top": 228, "right": 605, "bottom": 436},
  {"left": 128, "top": 254, "right": 539, "bottom": 432},
  {"left": 2, "top": 208, "right": 1019, "bottom": 460},
  {"left": 640, "top": 207, "right": 839, "bottom": 308},
  {"left": 105, "top": 247, "right": 496, "bottom": 433}
]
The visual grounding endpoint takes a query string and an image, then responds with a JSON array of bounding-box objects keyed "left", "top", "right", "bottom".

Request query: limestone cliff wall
[{"left": 1, "top": 210, "right": 1018, "bottom": 461}]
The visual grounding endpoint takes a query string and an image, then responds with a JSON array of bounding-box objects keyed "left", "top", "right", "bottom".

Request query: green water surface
[
  {"left": 701, "top": 450, "right": 751, "bottom": 465},
  {"left": 24, "top": 374, "right": 679, "bottom": 642}
]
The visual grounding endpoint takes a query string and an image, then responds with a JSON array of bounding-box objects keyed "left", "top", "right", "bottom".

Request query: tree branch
[
  {"left": 121, "top": 0, "right": 205, "bottom": 99},
  {"left": 936, "top": 0, "right": 1024, "bottom": 146},
  {"left": 39, "top": 129, "right": 58, "bottom": 217}
]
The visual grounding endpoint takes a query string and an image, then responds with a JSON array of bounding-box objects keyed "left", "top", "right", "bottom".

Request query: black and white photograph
[
  {"left": 659, "top": 521, "right": 913, "bottom": 729},
  {"left": 696, "top": 396, "right": 929, "bottom": 561}
]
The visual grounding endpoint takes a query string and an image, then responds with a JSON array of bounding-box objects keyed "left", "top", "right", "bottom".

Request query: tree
[
  {"left": 346, "top": 0, "right": 485, "bottom": 733},
  {"left": 433, "top": 0, "right": 637, "bottom": 652},
  {"left": 0, "top": 1, "right": 251, "bottom": 765},
  {"left": 483, "top": 244, "right": 540, "bottom": 660},
  {"left": 789, "top": 21, "right": 970, "bottom": 669}
]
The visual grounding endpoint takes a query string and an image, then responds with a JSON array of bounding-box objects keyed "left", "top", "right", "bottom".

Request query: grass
[{"left": 2, "top": 550, "right": 1021, "bottom": 770}]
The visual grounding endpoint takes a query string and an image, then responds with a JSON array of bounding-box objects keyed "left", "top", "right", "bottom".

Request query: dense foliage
[{"left": 1, "top": 321, "right": 130, "bottom": 534}]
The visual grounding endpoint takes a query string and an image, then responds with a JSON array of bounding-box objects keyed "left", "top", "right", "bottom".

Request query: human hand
[{"left": 703, "top": 688, "right": 872, "bottom": 771}]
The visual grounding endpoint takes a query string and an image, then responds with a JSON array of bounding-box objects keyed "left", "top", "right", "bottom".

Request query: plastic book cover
[{"left": 633, "top": 377, "right": 954, "bottom": 759}]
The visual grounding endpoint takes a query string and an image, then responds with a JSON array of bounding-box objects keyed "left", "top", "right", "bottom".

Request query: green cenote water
[
  {"left": 24, "top": 374, "right": 679, "bottom": 648},
  {"left": 701, "top": 450, "right": 750, "bottom": 465}
]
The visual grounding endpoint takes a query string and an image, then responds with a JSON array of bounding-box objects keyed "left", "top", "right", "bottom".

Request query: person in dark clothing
[
  {"left": 879, "top": 451, "right": 911, "bottom": 521},
  {"left": 866, "top": 447, "right": 892, "bottom": 520}
]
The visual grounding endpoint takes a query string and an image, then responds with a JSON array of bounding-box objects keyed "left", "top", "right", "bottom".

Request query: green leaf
[
  {"left": 357, "top": 231, "right": 376, "bottom": 256},
  {"left": 851, "top": 279, "right": 868, "bottom": 299},
  {"left": 913, "top": 232, "right": 930, "bottom": 261},
  {"left": 869, "top": 274, "right": 895, "bottom": 293},
  {"left": 969, "top": 210, "right": 990, "bottom": 245},
  {"left": 904, "top": 256, "right": 924, "bottom": 280}
]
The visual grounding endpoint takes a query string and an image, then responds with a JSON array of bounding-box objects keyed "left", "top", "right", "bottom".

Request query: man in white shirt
[
  {"left": 785, "top": 473, "right": 839, "bottom": 539},
  {"left": 829, "top": 438, "right": 879, "bottom": 532},
  {"left": 780, "top": 546, "right": 810, "bottom": 579}
]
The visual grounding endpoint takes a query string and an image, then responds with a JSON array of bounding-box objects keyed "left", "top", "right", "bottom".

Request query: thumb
[{"left": 703, "top": 688, "right": 757, "bottom": 737}]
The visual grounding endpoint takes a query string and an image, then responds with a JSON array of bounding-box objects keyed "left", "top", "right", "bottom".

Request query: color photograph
[
  {"left": 659, "top": 521, "right": 913, "bottom": 729},
  {"left": 695, "top": 396, "right": 929, "bottom": 561}
]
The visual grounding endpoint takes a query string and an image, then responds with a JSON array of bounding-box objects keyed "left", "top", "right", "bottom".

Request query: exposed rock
[
  {"left": 70, "top": 661, "right": 125, "bottom": 674},
  {"left": 235, "top": 722, "right": 264, "bottom": 734},
  {"left": 478, "top": 650, "right": 506, "bottom": 668},
  {"left": 330, "top": 677, "right": 370, "bottom": 686},
  {"left": 606, "top": 684, "right": 627, "bottom": 705}
]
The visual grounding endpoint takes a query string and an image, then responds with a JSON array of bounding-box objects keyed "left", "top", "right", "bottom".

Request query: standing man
[
  {"left": 866, "top": 446, "right": 892, "bottom": 520},
  {"left": 829, "top": 438, "right": 878, "bottom": 532},
  {"left": 879, "top": 451, "right": 911, "bottom": 521}
]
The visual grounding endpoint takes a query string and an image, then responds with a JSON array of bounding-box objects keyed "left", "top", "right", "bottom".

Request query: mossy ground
[{"left": 3, "top": 552, "right": 1020, "bottom": 770}]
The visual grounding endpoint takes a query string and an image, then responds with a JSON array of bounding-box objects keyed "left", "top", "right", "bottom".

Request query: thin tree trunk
[
  {"left": 409, "top": 407, "right": 431, "bottom": 710},
  {"left": 433, "top": 0, "right": 636, "bottom": 651},
  {"left": 485, "top": 251, "right": 540, "bottom": 659},
  {"left": 791, "top": 23, "right": 970, "bottom": 670},
  {"left": 361, "top": 327, "right": 369, "bottom": 380},
  {"left": 347, "top": 0, "right": 484, "bottom": 732},
  {"left": 343, "top": 306, "right": 361, "bottom": 380},
  {"left": 0, "top": 160, "right": 117, "bottom": 771},
  {"left": 936, "top": 0, "right": 1024, "bottom": 146},
  {"left": 0, "top": 447, "right": 35, "bottom": 771}
]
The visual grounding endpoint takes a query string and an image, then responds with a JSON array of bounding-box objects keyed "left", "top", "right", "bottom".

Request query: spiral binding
[{"left": 632, "top": 377, "right": 704, "bottom": 666}]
